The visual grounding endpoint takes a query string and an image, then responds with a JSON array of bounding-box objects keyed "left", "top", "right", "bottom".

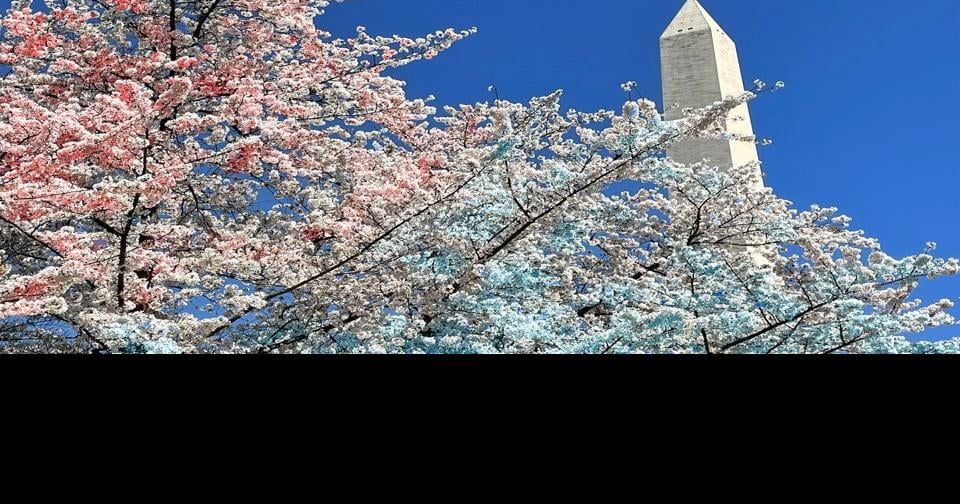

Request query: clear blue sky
[
  {"left": 319, "top": 0, "right": 960, "bottom": 341},
  {"left": 4, "top": 0, "right": 959, "bottom": 340}
]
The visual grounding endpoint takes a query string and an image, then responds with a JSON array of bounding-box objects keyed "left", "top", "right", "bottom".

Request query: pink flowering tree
[{"left": 1, "top": 0, "right": 958, "bottom": 353}]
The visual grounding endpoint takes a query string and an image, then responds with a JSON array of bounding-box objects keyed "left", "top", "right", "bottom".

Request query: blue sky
[
  {"left": 3, "top": 0, "right": 959, "bottom": 340},
  {"left": 318, "top": 0, "right": 960, "bottom": 340}
]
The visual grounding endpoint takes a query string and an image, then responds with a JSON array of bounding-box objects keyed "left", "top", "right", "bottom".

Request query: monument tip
[{"left": 661, "top": 0, "right": 726, "bottom": 40}]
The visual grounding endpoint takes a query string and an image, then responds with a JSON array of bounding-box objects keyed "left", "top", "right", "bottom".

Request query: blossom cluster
[{"left": 0, "top": 1, "right": 956, "bottom": 353}]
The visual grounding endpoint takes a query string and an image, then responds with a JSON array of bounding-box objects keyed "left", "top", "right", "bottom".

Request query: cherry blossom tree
[{"left": 1, "top": 0, "right": 957, "bottom": 354}]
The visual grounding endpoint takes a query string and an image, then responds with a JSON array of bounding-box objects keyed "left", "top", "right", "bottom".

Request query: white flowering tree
[{"left": 1, "top": 0, "right": 957, "bottom": 353}]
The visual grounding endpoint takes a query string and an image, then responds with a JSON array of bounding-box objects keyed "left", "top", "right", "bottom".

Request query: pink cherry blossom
[{"left": 0, "top": 1, "right": 955, "bottom": 354}]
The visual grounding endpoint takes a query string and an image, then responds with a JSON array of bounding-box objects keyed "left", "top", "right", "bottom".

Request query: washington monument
[{"left": 661, "top": 0, "right": 763, "bottom": 186}]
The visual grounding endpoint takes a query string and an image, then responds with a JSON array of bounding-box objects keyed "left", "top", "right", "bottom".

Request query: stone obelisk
[{"left": 660, "top": 0, "right": 762, "bottom": 186}]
